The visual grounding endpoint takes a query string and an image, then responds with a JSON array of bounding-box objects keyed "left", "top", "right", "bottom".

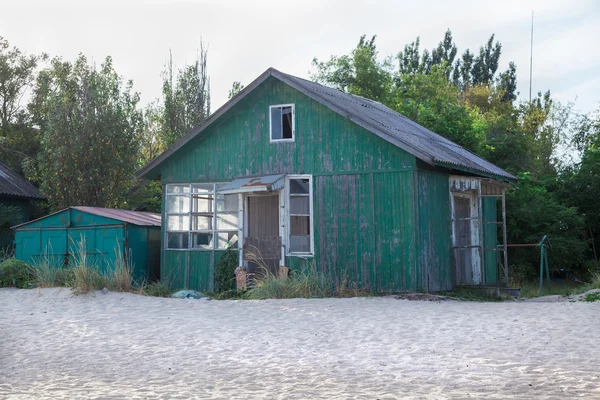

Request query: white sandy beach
[{"left": 1, "top": 288, "right": 599, "bottom": 399}]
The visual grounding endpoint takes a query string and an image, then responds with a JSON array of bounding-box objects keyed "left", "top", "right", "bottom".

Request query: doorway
[
  {"left": 244, "top": 194, "right": 281, "bottom": 277},
  {"left": 452, "top": 192, "right": 482, "bottom": 285}
]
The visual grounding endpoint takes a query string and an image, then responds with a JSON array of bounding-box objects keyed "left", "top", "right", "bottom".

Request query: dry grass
[{"left": 244, "top": 259, "right": 368, "bottom": 300}]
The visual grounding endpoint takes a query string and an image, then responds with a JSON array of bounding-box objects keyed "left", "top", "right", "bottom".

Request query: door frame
[
  {"left": 241, "top": 190, "right": 283, "bottom": 268},
  {"left": 450, "top": 190, "right": 482, "bottom": 285}
]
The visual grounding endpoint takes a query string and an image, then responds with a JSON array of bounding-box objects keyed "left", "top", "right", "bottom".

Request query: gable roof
[
  {"left": 0, "top": 162, "right": 44, "bottom": 199},
  {"left": 12, "top": 206, "right": 161, "bottom": 229},
  {"left": 137, "top": 68, "right": 516, "bottom": 182}
]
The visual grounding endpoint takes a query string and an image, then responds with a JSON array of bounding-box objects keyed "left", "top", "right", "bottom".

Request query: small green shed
[{"left": 13, "top": 206, "right": 161, "bottom": 282}]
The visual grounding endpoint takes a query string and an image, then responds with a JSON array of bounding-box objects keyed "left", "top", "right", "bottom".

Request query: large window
[
  {"left": 287, "top": 176, "right": 313, "bottom": 254},
  {"left": 166, "top": 184, "right": 239, "bottom": 250},
  {"left": 270, "top": 104, "right": 294, "bottom": 142}
]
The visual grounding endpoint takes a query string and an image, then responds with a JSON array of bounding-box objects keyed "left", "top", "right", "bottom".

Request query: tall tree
[
  {"left": 34, "top": 55, "right": 142, "bottom": 210},
  {"left": 431, "top": 29, "right": 458, "bottom": 78},
  {"left": 0, "top": 37, "right": 46, "bottom": 174},
  {"left": 397, "top": 37, "right": 422, "bottom": 75},
  {"left": 312, "top": 35, "right": 394, "bottom": 105},
  {"left": 471, "top": 35, "right": 502, "bottom": 85},
  {"left": 498, "top": 61, "right": 518, "bottom": 102},
  {"left": 162, "top": 41, "right": 211, "bottom": 147}
]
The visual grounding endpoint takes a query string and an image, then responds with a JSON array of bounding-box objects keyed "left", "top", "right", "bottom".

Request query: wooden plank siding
[{"left": 415, "top": 170, "right": 453, "bottom": 291}]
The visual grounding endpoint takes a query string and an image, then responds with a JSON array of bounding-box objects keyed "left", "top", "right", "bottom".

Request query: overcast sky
[{"left": 2, "top": 0, "right": 599, "bottom": 115}]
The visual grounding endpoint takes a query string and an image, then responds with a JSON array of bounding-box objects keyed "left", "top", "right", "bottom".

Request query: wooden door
[
  {"left": 454, "top": 196, "right": 472, "bottom": 285},
  {"left": 245, "top": 195, "right": 281, "bottom": 277}
]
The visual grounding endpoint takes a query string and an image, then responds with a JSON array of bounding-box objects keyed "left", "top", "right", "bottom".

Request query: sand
[{"left": 1, "top": 288, "right": 599, "bottom": 399}]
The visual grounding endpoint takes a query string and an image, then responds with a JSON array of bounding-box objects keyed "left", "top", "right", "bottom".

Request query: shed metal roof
[
  {"left": 71, "top": 207, "right": 161, "bottom": 226},
  {"left": 137, "top": 68, "right": 516, "bottom": 182},
  {"left": 12, "top": 206, "right": 161, "bottom": 229},
  {"left": 0, "top": 162, "right": 44, "bottom": 199}
]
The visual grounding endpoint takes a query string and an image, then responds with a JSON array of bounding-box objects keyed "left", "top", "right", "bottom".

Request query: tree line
[{"left": 1, "top": 32, "right": 599, "bottom": 280}]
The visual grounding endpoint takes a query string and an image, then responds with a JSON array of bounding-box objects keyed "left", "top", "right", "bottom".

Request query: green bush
[
  {"left": 139, "top": 280, "right": 173, "bottom": 297},
  {"left": 214, "top": 246, "right": 239, "bottom": 293},
  {"left": 506, "top": 173, "right": 587, "bottom": 279},
  {"left": 0, "top": 258, "right": 34, "bottom": 288}
]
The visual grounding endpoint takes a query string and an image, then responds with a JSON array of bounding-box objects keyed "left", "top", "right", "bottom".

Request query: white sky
[{"left": 2, "top": 0, "right": 599, "bottom": 115}]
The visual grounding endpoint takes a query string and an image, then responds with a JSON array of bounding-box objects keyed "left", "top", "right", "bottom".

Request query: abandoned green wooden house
[
  {"left": 137, "top": 68, "right": 517, "bottom": 293},
  {"left": 0, "top": 161, "right": 44, "bottom": 251}
]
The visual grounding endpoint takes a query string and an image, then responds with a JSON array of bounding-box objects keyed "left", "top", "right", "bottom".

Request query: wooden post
[
  {"left": 235, "top": 266, "right": 247, "bottom": 291},
  {"left": 502, "top": 190, "right": 509, "bottom": 286}
]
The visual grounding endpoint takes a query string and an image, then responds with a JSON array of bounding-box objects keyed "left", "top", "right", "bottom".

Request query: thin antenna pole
[{"left": 529, "top": 10, "right": 534, "bottom": 104}]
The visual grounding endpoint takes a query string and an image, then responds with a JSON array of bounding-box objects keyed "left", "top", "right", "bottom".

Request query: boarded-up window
[
  {"left": 288, "top": 177, "right": 312, "bottom": 254},
  {"left": 270, "top": 104, "right": 294, "bottom": 141},
  {"left": 165, "top": 183, "right": 239, "bottom": 250}
]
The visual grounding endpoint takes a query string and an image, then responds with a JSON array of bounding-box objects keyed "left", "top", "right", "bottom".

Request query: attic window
[{"left": 270, "top": 104, "right": 294, "bottom": 142}]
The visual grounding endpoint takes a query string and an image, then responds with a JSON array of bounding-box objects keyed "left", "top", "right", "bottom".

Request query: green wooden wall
[{"left": 415, "top": 170, "right": 453, "bottom": 291}]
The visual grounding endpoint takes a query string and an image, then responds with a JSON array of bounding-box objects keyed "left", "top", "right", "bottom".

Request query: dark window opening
[{"left": 270, "top": 105, "right": 294, "bottom": 141}]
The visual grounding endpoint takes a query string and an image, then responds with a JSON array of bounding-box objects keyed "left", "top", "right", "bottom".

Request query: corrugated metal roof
[
  {"left": 72, "top": 207, "right": 161, "bottom": 226},
  {"left": 137, "top": 68, "right": 516, "bottom": 182},
  {"left": 0, "top": 162, "right": 44, "bottom": 199},
  {"left": 12, "top": 206, "right": 162, "bottom": 229}
]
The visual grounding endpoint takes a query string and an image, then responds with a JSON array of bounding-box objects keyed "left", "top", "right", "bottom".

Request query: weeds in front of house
[{"left": 243, "top": 260, "right": 368, "bottom": 300}]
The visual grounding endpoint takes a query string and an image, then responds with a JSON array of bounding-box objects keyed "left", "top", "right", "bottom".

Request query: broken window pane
[
  {"left": 290, "top": 178, "right": 309, "bottom": 194},
  {"left": 216, "top": 231, "right": 238, "bottom": 249},
  {"left": 290, "top": 196, "right": 309, "bottom": 215},
  {"left": 167, "top": 232, "right": 188, "bottom": 249},
  {"left": 191, "top": 232, "right": 213, "bottom": 249},
  {"left": 167, "top": 215, "right": 190, "bottom": 231},
  {"left": 281, "top": 106, "right": 293, "bottom": 139}
]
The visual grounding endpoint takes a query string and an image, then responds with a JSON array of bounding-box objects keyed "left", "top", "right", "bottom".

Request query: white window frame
[
  {"left": 269, "top": 104, "right": 295, "bottom": 143},
  {"left": 285, "top": 174, "right": 314, "bottom": 256},
  {"left": 165, "top": 183, "right": 239, "bottom": 251}
]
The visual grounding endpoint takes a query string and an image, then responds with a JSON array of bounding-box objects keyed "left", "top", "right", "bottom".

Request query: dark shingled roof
[
  {"left": 137, "top": 68, "right": 516, "bottom": 182},
  {"left": 0, "top": 162, "right": 43, "bottom": 199}
]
